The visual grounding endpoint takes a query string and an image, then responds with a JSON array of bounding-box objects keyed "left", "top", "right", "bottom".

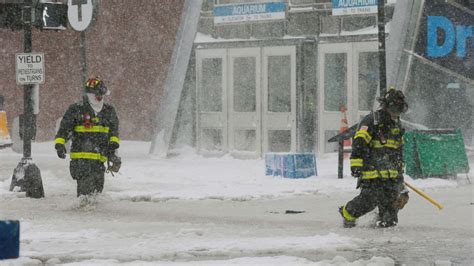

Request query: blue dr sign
[
  {"left": 415, "top": 0, "right": 473, "bottom": 80},
  {"left": 427, "top": 16, "right": 473, "bottom": 58}
]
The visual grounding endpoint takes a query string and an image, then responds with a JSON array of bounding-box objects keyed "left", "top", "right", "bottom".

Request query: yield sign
[{"left": 16, "top": 53, "right": 45, "bottom": 85}]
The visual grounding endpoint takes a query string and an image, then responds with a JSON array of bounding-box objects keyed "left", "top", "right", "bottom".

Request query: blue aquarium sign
[
  {"left": 213, "top": 2, "right": 286, "bottom": 24},
  {"left": 415, "top": 0, "right": 473, "bottom": 80},
  {"left": 332, "top": 0, "right": 377, "bottom": 16}
]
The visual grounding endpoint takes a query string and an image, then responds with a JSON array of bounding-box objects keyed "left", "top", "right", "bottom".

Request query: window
[
  {"left": 200, "top": 58, "right": 223, "bottom": 112},
  {"left": 358, "top": 52, "right": 379, "bottom": 111},
  {"left": 268, "top": 130, "right": 291, "bottom": 152},
  {"left": 268, "top": 56, "right": 291, "bottom": 112},
  {"left": 201, "top": 128, "right": 224, "bottom": 151},
  {"left": 234, "top": 130, "right": 257, "bottom": 151},
  {"left": 324, "top": 53, "right": 347, "bottom": 111},
  {"left": 233, "top": 57, "right": 256, "bottom": 112}
]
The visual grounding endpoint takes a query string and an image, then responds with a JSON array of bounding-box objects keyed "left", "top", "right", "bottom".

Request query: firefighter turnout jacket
[
  {"left": 55, "top": 98, "right": 120, "bottom": 163},
  {"left": 350, "top": 110, "right": 404, "bottom": 180}
]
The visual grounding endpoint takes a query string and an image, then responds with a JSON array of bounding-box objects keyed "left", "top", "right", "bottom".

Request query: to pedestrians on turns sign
[
  {"left": 67, "top": 0, "right": 93, "bottom": 31},
  {"left": 15, "top": 53, "right": 45, "bottom": 85},
  {"left": 332, "top": 0, "right": 378, "bottom": 16}
]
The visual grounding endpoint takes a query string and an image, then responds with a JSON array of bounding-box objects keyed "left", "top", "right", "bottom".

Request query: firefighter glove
[
  {"left": 55, "top": 144, "right": 66, "bottom": 159},
  {"left": 108, "top": 142, "right": 119, "bottom": 151},
  {"left": 107, "top": 154, "right": 121, "bottom": 173},
  {"left": 107, "top": 142, "right": 119, "bottom": 158},
  {"left": 351, "top": 166, "right": 362, "bottom": 178},
  {"left": 393, "top": 191, "right": 409, "bottom": 210}
]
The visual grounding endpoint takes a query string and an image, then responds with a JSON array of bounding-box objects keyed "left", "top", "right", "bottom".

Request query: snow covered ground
[{"left": 0, "top": 141, "right": 473, "bottom": 265}]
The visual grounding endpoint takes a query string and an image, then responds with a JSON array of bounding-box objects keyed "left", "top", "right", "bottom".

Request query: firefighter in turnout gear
[
  {"left": 55, "top": 77, "right": 121, "bottom": 197},
  {"left": 339, "top": 88, "right": 409, "bottom": 228}
]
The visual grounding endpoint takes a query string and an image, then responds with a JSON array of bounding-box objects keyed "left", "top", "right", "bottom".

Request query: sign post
[
  {"left": 67, "top": 0, "right": 93, "bottom": 84},
  {"left": 377, "top": 0, "right": 387, "bottom": 96},
  {"left": 9, "top": 0, "right": 44, "bottom": 198}
]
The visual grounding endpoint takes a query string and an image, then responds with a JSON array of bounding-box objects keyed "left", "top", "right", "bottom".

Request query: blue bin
[
  {"left": 265, "top": 153, "right": 280, "bottom": 176},
  {"left": 0, "top": 220, "right": 20, "bottom": 260},
  {"left": 265, "top": 153, "right": 317, "bottom": 178}
]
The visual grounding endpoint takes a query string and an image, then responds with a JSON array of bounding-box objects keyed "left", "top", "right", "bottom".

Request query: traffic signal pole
[
  {"left": 80, "top": 31, "right": 87, "bottom": 84},
  {"left": 377, "top": 0, "right": 387, "bottom": 96},
  {"left": 23, "top": 1, "right": 33, "bottom": 158},
  {"left": 9, "top": 0, "right": 44, "bottom": 198}
]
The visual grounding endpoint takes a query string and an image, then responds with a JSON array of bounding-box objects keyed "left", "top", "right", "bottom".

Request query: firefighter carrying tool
[{"left": 339, "top": 88, "right": 409, "bottom": 228}]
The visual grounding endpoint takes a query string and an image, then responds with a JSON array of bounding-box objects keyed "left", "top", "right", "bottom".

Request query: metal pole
[
  {"left": 377, "top": 0, "right": 387, "bottom": 96},
  {"left": 338, "top": 140, "right": 343, "bottom": 179},
  {"left": 23, "top": 0, "right": 33, "bottom": 159},
  {"left": 80, "top": 31, "right": 87, "bottom": 85},
  {"left": 10, "top": 0, "right": 45, "bottom": 198}
]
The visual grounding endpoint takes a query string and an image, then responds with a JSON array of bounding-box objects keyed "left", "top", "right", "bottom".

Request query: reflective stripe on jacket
[
  {"left": 350, "top": 110, "right": 404, "bottom": 180},
  {"left": 55, "top": 99, "right": 120, "bottom": 162}
]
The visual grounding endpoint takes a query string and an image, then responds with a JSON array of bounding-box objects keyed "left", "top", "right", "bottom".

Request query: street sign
[
  {"left": 213, "top": 2, "right": 286, "bottom": 25},
  {"left": 15, "top": 53, "right": 45, "bottom": 85},
  {"left": 40, "top": 2, "right": 68, "bottom": 30},
  {"left": 332, "top": 0, "right": 378, "bottom": 16},
  {"left": 67, "top": 0, "right": 93, "bottom": 31}
]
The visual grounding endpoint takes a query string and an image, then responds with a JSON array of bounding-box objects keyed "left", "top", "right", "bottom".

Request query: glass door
[
  {"left": 196, "top": 46, "right": 297, "bottom": 157},
  {"left": 318, "top": 42, "right": 378, "bottom": 153},
  {"left": 228, "top": 48, "right": 261, "bottom": 158},
  {"left": 318, "top": 43, "right": 351, "bottom": 153},
  {"left": 262, "top": 46, "right": 297, "bottom": 153},
  {"left": 353, "top": 42, "right": 379, "bottom": 122},
  {"left": 196, "top": 49, "right": 228, "bottom": 155}
]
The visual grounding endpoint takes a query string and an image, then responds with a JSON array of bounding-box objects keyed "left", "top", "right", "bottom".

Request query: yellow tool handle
[{"left": 404, "top": 181, "right": 444, "bottom": 210}]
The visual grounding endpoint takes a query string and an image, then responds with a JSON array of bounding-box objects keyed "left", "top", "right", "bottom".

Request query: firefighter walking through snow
[
  {"left": 55, "top": 77, "right": 121, "bottom": 197},
  {"left": 340, "top": 88, "right": 409, "bottom": 228}
]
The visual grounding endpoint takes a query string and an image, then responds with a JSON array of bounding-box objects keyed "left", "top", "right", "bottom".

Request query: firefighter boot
[
  {"left": 339, "top": 206, "right": 356, "bottom": 228},
  {"left": 376, "top": 220, "right": 397, "bottom": 228},
  {"left": 376, "top": 210, "right": 398, "bottom": 228}
]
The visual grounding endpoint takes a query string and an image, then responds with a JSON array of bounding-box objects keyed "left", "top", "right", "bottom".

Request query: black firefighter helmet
[
  {"left": 84, "top": 77, "right": 109, "bottom": 96},
  {"left": 377, "top": 87, "right": 408, "bottom": 115}
]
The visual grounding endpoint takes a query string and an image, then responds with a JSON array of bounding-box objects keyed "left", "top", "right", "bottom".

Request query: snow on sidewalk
[{"left": 0, "top": 141, "right": 462, "bottom": 201}]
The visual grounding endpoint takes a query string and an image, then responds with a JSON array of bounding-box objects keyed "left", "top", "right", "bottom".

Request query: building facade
[
  {"left": 169, "top": 0, "right": 395, "bottom": 157},
  {"left": 1, "top": 0, "right": 472, "bottom": 157},
  {"left": 0, "top": 0, "right": 184, "bottom": 142},
  {"left": 168, "top": 0, "right": 473, "bottom": 158}
]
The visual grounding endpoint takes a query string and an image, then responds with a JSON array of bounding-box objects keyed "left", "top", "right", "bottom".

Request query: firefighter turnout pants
[
  {"left": 70, "top": 159, "right": 106, "bottom": 196},
  {"left": 344, "top": 178, "right": 402, "bottom": 224}
]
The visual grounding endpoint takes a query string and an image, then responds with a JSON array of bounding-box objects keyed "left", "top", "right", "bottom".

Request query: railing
[{"left": 327, "top": 124, "right": 357, "bottom": 179}]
